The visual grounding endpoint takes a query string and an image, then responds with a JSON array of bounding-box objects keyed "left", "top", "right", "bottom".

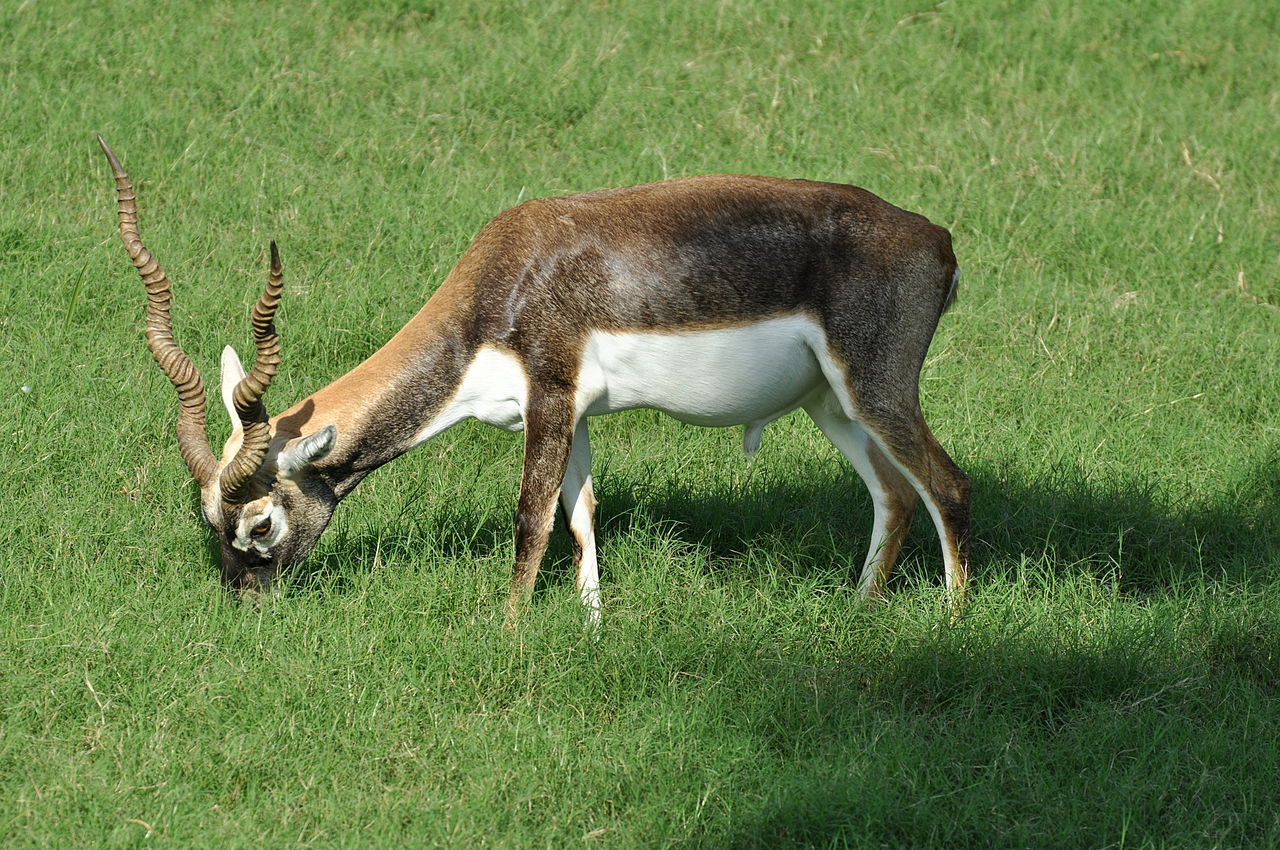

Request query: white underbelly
[{"left": 576, "top": 314, "right": 826, "bottom": 427}]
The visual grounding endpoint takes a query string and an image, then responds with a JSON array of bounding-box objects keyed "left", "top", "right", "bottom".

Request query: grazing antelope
[{"left": 99, "top": 135, "right": 970, "bottom": 623}]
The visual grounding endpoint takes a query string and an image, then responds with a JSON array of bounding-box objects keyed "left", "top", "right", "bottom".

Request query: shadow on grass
[
  {"left": 707, "top": 619, "right": 1280, "bottom": 849},
  {"left": 591, "top": 449, "right": 1280, "bottom": 593},
  {"left": 284, "top": 447, "right": 1279, "bottom": 595},
  {"left": 262, "top": 451, "right": 1279, "bottom": 847}
]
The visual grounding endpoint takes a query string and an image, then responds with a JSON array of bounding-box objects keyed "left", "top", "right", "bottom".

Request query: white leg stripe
[
  {"left": 560, "top": 421, "right": 601, "bottom": 626},
  {"left": 857, "top": 427, "right": 964, "bottom": 593},
  {"left": 805, "top": 400, "right": 895, "bottom": 595}
]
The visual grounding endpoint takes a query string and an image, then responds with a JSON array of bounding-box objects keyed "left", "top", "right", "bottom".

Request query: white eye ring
[{"left": 233, "top": 503, "right": 286, "bottom": 553}]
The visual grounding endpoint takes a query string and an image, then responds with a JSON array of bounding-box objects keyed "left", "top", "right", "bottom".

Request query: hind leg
[
  {"left": 810, "top": 367, "right": 970, "bottom": 596},
  {"left": 806, "top": 395, "right": 920, "bottom": 596},
  {"left": 863, "top": 412, "right": 971, "bottom": 596}
]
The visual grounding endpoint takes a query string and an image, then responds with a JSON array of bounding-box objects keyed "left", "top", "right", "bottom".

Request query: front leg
[
  {"left": 559, "top": 420, "right": 600, "bottom": 626},
  {"left": 505, "top": 390, "right": 575, "bottom": 626}
]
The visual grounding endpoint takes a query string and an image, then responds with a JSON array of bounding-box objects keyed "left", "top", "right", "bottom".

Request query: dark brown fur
[
  {"left": 281, "top": 176, "right": 967, "bottom": 610},
  {"left": 108, "top": 158, "right": 967, "bottom": 604}
]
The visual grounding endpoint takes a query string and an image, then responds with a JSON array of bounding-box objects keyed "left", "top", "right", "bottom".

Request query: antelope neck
[{"left": 268, "top": 296, "right": 475, "bottom": 498}]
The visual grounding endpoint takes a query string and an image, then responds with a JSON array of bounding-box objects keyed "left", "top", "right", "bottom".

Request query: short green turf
[{"left": 2, "top": 1, "right": 1278, "bottom": 847}]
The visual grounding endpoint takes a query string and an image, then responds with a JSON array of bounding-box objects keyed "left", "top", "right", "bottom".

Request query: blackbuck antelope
[{"left": 99, "top": 135, "right": 970, "bottom": 622}]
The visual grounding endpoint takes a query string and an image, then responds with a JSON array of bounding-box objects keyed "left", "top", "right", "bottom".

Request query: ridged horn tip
[
  {"left": 269, "top": 240, "right": 280, "bottom": 271},
  {"left": 96, "top": 134, "right": 125, "bottom": 176}
]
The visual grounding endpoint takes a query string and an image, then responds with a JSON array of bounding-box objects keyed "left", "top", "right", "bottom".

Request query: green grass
[{"left": 3, "top": 0, "right": 1279, "bottom": 846}]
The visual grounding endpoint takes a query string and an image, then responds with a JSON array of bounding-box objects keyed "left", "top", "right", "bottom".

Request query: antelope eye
[{"left": 250, "top": 519, "right": 272, "bottom": 537}]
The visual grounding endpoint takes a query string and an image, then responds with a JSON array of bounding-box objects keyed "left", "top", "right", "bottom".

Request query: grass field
[{"left": 3, "top": 0, "right": 1279, "bottom": 846}]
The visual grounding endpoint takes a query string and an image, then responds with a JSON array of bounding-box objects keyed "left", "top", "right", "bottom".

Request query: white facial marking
[{"left": 232, "top": 499, "right": 288, "bottom": 554}]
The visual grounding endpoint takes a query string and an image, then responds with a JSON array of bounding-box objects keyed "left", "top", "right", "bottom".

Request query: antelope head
[{"left": 100, "top": 136, "right": 338, "bottom": 590}]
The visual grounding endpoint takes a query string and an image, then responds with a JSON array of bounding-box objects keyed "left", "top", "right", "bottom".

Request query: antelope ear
[
  {"left": 220, "top": 345, "right": 247, "bottom": 430},
  {"left": 278, "top": 425, "right": 337, "bottom": 478}
]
